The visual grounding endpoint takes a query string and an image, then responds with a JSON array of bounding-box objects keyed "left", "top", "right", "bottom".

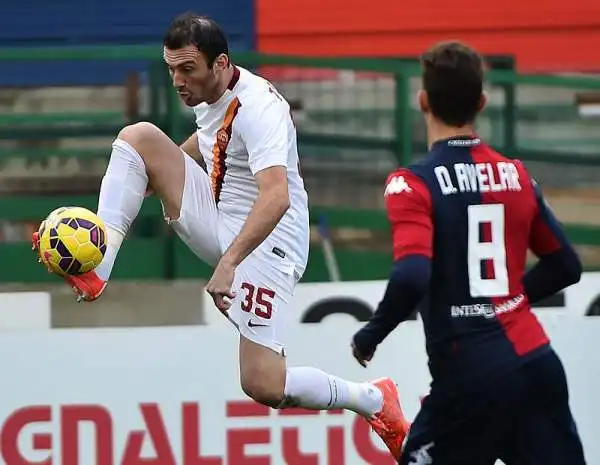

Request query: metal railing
[{"left": 0, "top": 45, "right": 599, "bottom": 281}]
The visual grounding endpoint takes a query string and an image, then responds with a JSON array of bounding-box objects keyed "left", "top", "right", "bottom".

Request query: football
[{"left": 38, "top": 207, "right": 107, "bottom": 276}]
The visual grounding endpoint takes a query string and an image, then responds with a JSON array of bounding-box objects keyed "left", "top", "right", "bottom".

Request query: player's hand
[
  {"left": 206, "top": 259, "right": 237, "bottom": 314},
  {"left": 351, "top": 340, "right": 375, "bottom": 368}
]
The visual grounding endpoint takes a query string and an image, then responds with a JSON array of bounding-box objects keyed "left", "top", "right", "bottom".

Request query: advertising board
[{"left": 0, "top": 320, "right": 598, "bottom": 464}]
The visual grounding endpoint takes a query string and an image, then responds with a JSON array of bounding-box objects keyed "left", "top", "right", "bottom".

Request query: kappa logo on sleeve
[{"left": 384, "top": 176, "right": 413, "bottom": 197}]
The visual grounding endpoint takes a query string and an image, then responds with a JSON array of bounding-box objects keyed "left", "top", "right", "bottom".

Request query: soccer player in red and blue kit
[{"left": 351, "top": 41, "right": 587, "bottom": 464}]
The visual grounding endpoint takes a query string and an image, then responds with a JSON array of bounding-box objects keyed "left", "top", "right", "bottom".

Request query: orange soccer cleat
[
  {"left": 64, "top": 271, "right": 107, "bottom": 302},
  {"left": 32, "top": 230, "right": 107, "bottom": 302},
  {"left": 367, "top": 377, "right": 411, "bottom": 460}
]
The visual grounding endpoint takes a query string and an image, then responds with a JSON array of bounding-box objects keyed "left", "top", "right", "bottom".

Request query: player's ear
[
  {"left": 213, "top": 53, "right": 229, "bottom": 73},
  {"left": 477, "top": 91, "right": 488, "bottom": 113},
  {"left": 417, "top": 89, "right": 430, "bottom": 114}
]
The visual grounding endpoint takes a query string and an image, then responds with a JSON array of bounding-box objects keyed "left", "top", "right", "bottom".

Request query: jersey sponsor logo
[
  {"left": 384, "top": 176, "right": 412, "bottom": 196},
  {"left": 451, "top": 303, "right": 495, "bottom": 318},
  {"left": 434, "top": 161, "right": 522, "bottom": 195},
  {"left": 450, "top": 294, "right": 526, "bottom": 319},
  {"left": 495, "top": 293, "right": 526, "bottom": 315}
]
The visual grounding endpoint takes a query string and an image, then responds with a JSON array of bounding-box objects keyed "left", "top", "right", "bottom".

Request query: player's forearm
[
  {"left": 523, "top": 247, "right": 582, "bottom": 304},
  {"left": 354, "top": 255, "right": 430, "bottom": 352},
  {"left": 221, "top": 188, "right": 290, "bottom": 268}
]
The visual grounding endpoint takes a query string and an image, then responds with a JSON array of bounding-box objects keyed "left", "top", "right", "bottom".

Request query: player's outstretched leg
[
  {"left": 33, "top": 122, "right": 186, "bottom": 301},
  {"left": 285, "top": 369, "right": 409, "bottom": 459},
  {"left": 239, "top": 336, "right": 410, "bottom": 460}
]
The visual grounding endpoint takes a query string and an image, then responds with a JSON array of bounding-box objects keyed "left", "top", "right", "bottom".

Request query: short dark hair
[
  {"left": 163, "top": 12, "right": 229, "bottom": 67},
  {"left": 421, "top": 41, "right": 484, "bottom": 127}
]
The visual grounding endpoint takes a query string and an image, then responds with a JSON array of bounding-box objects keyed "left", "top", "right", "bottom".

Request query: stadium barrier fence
[{"left": 0, "top": 45, "right": 599, "bottom": 282}]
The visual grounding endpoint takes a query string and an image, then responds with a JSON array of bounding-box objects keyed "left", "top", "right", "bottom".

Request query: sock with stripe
[
  {"left": 282, "top": 366, "right": 383, "bottom": 417},
  {"left": 94, "top": 139, "right": 148, "bottom": 281}
]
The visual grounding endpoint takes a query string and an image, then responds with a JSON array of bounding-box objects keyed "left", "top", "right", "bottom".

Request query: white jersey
[{"left": 193, "top": 66, "right": 309, "bottom": 278}]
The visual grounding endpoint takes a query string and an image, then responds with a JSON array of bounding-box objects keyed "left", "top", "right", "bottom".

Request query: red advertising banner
[
  {"left": 257, "top": 0, "right": 600, "bottom": 72},
  {"left": 1, "top": 402, "right": 394, "bottom": 465}
]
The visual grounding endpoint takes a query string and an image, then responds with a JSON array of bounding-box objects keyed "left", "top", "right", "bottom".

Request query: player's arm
[
  {"left": 218, "top": 96, "right": 290, "bottom": 269},
  {"left": 523, "top": 179, "right": 582, "bottom": 304},
  {"left": 353, "top": 171, "right": 433, "bottom": 358},
  {"left": 180, "top": 132, "right": 206, "bottom": 171}
]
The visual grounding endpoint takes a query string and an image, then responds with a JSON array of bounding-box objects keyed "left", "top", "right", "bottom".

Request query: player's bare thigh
[
  {"left": 117, "top": 122, "right": 185, "bottom": 220},
  {"left": 239, "top": 336, "right": 286, "bottom": 407},
  {"left": 228, "top": 256, "right": 296, "bottom": 407}
]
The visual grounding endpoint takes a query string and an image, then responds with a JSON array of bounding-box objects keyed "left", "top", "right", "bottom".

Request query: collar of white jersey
[{"left": 208, "top": 65, "right": 241, "bottom": 107}]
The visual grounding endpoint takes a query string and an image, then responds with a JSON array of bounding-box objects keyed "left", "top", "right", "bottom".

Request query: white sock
[
  {"left": 94, "top": 139, "right": 148, "bottom": 281},
  {"left": 283, "top": 366, "right": 383, "bottom": 417}
]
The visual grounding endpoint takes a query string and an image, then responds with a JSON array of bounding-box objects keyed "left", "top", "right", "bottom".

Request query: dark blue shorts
[{"left": 400, "top": 349, "right": 586, "bottom": 465}]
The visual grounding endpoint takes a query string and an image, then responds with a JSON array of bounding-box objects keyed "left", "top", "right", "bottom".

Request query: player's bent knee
[
  {"left": 116, "top": 122, "right": 174, "bottom": 162},
  {"left": 117, "top": 121, "right": 161, "bottom": 146}
]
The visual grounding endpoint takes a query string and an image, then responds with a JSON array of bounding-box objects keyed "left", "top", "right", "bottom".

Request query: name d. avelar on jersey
[{"left": 434, "top": 161, "right": 522, "bottom": 195}]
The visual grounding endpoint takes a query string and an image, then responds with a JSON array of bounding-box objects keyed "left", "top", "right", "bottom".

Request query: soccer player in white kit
[{"left": 32, "top": 12, "right": 409, "bottom": 455}]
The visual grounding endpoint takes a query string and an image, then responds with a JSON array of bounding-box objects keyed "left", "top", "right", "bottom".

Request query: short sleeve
[
  {"left": 237, "top": 92, "right": 290, "bottom": 175},
  {"left": 384, "top": 169, "right": 433, "bottom": 261}
]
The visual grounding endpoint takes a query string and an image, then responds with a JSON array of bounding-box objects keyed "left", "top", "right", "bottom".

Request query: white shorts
[{"left": 166, "top": 153, "right": 295, "bottom": 355}]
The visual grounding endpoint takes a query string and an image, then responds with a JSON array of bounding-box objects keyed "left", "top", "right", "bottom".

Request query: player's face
[{"left": 163, "top": 45, "right": 224, "bottom": 106}]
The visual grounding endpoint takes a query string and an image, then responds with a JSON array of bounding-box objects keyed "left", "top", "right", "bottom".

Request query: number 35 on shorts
[{"left": 240, "top": 282, "right": 275, "bottom": 320}]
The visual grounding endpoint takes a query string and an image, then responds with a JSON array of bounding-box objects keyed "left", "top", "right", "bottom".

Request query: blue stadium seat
[{"left": 0, "top": 0, "right": 254, "bottom": 86}]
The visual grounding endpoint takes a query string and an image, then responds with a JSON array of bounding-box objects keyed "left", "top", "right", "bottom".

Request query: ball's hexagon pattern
[{"left": 38, "top": 207, "right": 107, "bottom": 275}]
